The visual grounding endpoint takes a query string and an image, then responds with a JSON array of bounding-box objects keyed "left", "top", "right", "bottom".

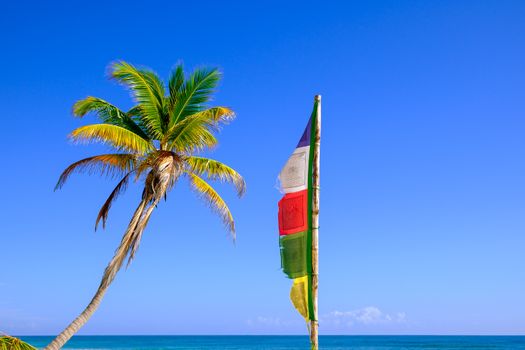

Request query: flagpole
[{"left": 310, "top": 94, "right": 321, "bottom": 349}]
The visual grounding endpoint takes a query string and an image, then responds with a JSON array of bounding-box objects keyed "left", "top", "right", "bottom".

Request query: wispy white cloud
[
  {"left": 245, "top": 306, "right": 406, "bottom": 333},
  {"left": 246, "top": 316, "right": 302, "bottom": 328},
  {"left": 322, "top": 306, "right": 406, "bottom": 327}
]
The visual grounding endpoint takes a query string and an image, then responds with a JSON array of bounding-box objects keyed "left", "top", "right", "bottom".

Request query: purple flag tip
[{"left": 296, "top": 117, "right": 312, "bottom": 148}]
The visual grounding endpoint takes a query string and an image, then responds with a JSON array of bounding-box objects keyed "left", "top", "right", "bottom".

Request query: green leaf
[
  {"left": 70, "top": 123, "right": 154, "bottom": 154},
  {"left": 169, "top": 67, "right": 220, "bottom": 127},
  {"left": 0, "top": 336, "right": 37, "bottom": 350},
  {"left": 187, "top": 172, "right": 235, "bottom": 236},
  {"left": 168, "top": 63, "right": 185, "bottom": 98},
  {"left": 185, "top": 156, "right": 245, "bottom": 196},
  {"left": 165, "top": 107, "right": 234, "bottom": 152},
  {"left": 110, "top": 61, "right": 167, "bottom": 139},
  {"left": 72, "top": 97, "right": 150, "bottom": 140}
]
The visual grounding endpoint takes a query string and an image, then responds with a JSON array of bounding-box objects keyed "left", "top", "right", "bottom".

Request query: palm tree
[{"left": 45, "top": 61, "right": 245, "bottom": 350}]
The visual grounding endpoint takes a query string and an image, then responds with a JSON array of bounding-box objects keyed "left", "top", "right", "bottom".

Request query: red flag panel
[{"left": 278, "top": 190, "right": 308, "bottom": 235}]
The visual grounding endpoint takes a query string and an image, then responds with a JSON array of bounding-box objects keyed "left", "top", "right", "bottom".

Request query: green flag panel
[{"left": 280, "top": 231, "right": 307, "bottom": 279}]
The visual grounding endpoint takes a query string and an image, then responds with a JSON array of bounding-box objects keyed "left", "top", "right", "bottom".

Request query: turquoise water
[{"left": 20, "top": 336, "right": 525, "bottom": 350}]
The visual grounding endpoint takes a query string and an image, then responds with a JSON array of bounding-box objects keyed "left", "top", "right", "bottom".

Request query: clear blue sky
[{"left": 1, "top": 0, "right": 524, "bottom": 336}]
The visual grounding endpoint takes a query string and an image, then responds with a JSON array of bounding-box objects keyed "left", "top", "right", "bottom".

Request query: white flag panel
[{"left": 279, "top": 146, "right": 310, "bottom": 193}]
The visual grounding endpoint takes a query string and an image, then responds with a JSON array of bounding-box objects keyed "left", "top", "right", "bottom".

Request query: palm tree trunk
[
  {"left": 43, "top": 283, "right": 108, "bottom": 350},
  {"left": 44, "top": 200, "right": 149, "bottom": 350}
]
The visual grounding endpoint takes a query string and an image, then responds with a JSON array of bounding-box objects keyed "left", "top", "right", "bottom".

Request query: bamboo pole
[{"left": 310, "top": 94, "right": 321, "bottom": 349}]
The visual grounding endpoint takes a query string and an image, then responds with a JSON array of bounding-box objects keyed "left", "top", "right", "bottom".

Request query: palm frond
[
  {"left": 166, "top": 63, "right": 185, "bottom": 127},
  {"left": 70, "top": 124, "right": 154, "bottom": 154},
  {"left": 0, "top": 335, "right": 36, "bottom": 350},
  {"left": 169, "top": 67, "right": 220, "bottom": 127},
  {"left": 126, "top": 105, "right": 157, "bottom": 140},
  {"left": 191, "top": 106, "right": 235, "bottom": 123},
  {"left": 55, "top": 154, "right": 137, "bottom": 190},
  {"left": 99, "top": 199, "right": 147, "bottom": 289},
  {"left": 127, "top": 202, "right": 156, "bottom": 265},
  {"left": 72, "top": 97, "right": 150, "bottom": 140},
  {"left": 126, "top": 105, "right": 143, "bottom": 116},
  {"left": 165, "top": 107, "right": 234, "bottom": 152},
  {"left": 168, "top": 63, "right": 185, "bottom": 99},
  {"left": 187, "top": 172, "right": 235, "bottom": 236},
  {"left": 72, "top": 96, "right": 124, "bottom": 119},
  {"left": 185, "top": 156, "right": 245, "bottom": 196},
  {"left": 166, "top": 118, "right": 218, "bottom": 153},
  {"left": 95, "top": 171, "right": 134, "bottom": 230},
  {"left": 110, "top": 61, "right": 167, "bottom": 138}
]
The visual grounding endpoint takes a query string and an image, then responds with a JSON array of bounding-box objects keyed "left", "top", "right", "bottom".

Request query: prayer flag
[{"left": 277, "top": 102, "right": 319, "bottom": 322}]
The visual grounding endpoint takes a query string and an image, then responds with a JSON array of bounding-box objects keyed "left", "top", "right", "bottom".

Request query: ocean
[{"left": 19, "top": 336, "right": 525, "bottom": 350}]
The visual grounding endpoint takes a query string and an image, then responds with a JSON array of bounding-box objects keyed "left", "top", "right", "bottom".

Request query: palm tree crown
[{"left": 58, "top": 60, "right": 244, "bottom": 241}]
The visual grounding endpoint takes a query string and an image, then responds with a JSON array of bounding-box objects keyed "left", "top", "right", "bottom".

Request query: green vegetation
[{"left": 0, "top": 336, "right": 36, "bottom": 350}]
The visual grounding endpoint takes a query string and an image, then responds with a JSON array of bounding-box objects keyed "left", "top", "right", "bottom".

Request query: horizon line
[{"left": 16, "top": 334, "right": 525, "bottom": 337}]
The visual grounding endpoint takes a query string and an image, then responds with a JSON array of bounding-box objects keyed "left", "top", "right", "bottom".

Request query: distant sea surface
[{"left": 20, "top": 336, "right": 525, "bottom": 350}]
